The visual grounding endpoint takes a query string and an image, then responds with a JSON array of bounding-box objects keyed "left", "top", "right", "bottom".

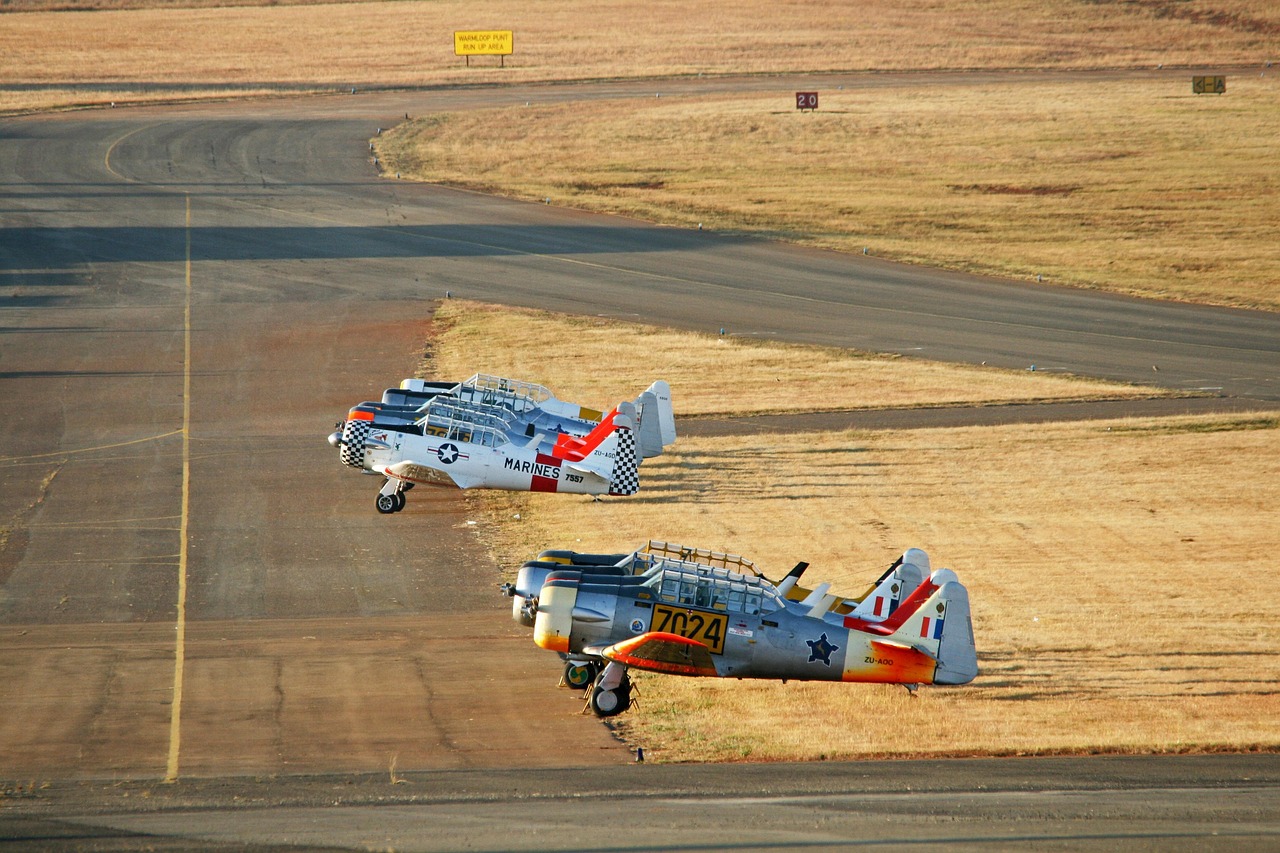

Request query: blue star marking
[
  {"left": 806, "top": 632, "right": 839, "bottom": 666},
  {"left": 436, "top": 443, "right": 460, "bottom": 464}
]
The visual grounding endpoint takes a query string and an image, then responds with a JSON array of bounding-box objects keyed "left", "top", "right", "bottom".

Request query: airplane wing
[
  {"left": 384, "top": 460, "right": 482, "bottom": 490},
  {"left": 601, "top": 631, "right": 718, "bottom": 677}
]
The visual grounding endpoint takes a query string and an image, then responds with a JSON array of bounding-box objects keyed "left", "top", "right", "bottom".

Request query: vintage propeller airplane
[
  {"left": 505, "top": 539, "right": 930, "bottom": 635},
  {"left": 504, "top": 539, "right": 763, "bottom": 635},
  {"left": 530, "top": 556, "right": 977, "bottom": 716},
  {"left": 331, "top": 376, "right": 675, "bottom": 467},
  {"left": 331, "top": 395, "right": 643, "bottom": 513}
]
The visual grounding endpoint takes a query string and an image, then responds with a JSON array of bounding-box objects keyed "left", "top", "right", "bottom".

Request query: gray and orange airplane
[{"left": 529, "top": 553, "right": 977, "bottom": 716}]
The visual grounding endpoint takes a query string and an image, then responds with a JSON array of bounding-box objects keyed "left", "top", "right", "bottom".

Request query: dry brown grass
[
  {"left": 437, "top": 304, "right": 1280, "bottom": 762},
  {"left": 4, "top": 1, "right": 1278, "bottom": 113},
  {"left": 9, "top": 2, "right": 1278, "bottom": 308},
  {"left": 425, "top": 301, "right": 1158, "bottom": 417},
  {"left": 381, "top": 77, "right": 1280, "bottom": 309}
]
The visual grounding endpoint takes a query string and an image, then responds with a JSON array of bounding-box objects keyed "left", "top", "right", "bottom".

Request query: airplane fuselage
[
  {"left": 535, "top": 565, "right": 977, "bottom": 686},
  {"left": 367, "top": 428, "right": 615, "bottom": 494}
]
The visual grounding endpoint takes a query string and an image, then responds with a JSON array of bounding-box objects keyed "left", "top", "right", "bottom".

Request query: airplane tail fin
[
  {"left": 552, "top": 402, "right": 639, "bottom": 496},
  {"left": 634, "top": 381, "right": 675, "bottom": 459},
  {"left": 636, "top": 390, "right": 664, "bottom": 459},
  {"left": 605, "top": 402, "right": 639, "bottom": 496},
  {"left": 846, "top": 558, "right": 929, "bottom": 622},
  {"left": 882, "top": 570, "right": 978, "bottom": 685}
]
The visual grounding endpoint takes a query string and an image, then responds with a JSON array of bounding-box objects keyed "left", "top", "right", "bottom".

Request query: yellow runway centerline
[{"left": 165, "top": 195, "right": 192, "bottom": 784}]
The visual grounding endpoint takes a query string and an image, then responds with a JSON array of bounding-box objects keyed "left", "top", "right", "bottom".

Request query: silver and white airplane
[
  {"left": 334, "top": 396, "right": 645, "bottom": 513},
  {"left": 331, "top": 377, "right": 675, "bottom": 464}
]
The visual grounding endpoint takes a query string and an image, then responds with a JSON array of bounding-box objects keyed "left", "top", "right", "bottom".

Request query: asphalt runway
[{"left": 2, "top": 72, "right": 1279, "bottom": 849}]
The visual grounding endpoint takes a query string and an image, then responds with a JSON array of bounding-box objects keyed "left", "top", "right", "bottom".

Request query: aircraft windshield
[
  {"left": 417, "top": 400, "right": 511, "bottom": 448},
  {"left": 647, "top": 561, "right": 781, "bottom": 616}
]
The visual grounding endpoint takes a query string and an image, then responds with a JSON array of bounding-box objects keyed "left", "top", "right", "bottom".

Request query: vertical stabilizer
[
  {"left": 932, "top": 581, "right": 978, "bottom": 684},
  {"left": 606, "top": 402, "right": 639, "bottom": 496},
  {"left": 644, "top": 380, "right": 676, "bottom": 448},
  {"left": 883, "top": 570, "right": 978, "bottom": 685},
  {"left": 846, "top": 560, "right": 927, "bottom": 621},
  {"left": 636, "top": 390, "right": 665, "bottom": 459}
]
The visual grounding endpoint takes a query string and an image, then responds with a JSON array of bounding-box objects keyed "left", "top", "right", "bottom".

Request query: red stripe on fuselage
[{"left": 531, "top": 475, "right": 559, "bottom": 492}]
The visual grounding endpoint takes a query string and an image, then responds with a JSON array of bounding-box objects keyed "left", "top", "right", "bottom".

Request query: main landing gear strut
[
  {"left": 584, "top": 661, "right": 633, "bottom": 718},
  {"left": 375, "top": 479, "right": 412, "bottom": 514}
]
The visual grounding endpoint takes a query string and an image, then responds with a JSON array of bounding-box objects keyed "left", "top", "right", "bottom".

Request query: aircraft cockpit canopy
[
  {"left": 647, "top": 561, "right": 783, "bottom": 616},
  {"left": 456, "top": 373, "right": 554, "bottom": 415},
  {"left": 417, "top": 399, "right": 511, "bottom": 448}
]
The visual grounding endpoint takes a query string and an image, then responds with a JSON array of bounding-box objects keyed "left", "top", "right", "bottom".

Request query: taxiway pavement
[{"left": 2, "top": 73, "right": 1278, "bottom": 849}]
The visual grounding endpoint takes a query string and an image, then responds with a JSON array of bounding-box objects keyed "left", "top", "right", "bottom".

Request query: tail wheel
[
  {"left": 375, "top": 493, "right": 399, "bottom": 514},
  {"left": 563, "top": 661, "right": 599, "bottom": 690}
]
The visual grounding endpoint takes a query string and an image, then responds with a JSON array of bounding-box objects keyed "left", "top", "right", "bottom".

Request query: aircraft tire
[
  {"left": 375, "top": 493, "right": 399, "bottom": 514},
  {"left": 394, "top": 492, "right": 407, "bottom": 512},
  {"left": 563, "top": 661, "right": 598, "bottom": 690},
  {"left": 589, "top": 676, "right": 632, "bottom": 717}
]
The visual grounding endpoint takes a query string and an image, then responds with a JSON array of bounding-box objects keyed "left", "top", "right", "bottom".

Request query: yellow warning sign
[
  {"left": 1192, "top": 76, "right": 1226, "bottom": 95},
  {"left": 454, "top": 31, "right": 513, "bottom": 56}
]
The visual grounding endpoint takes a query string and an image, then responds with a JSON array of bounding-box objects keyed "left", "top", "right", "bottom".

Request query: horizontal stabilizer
[
  {"left": 870, "top": 638, "right": 938, "bottom": 662},
  {"left": 798, "top": 582, "right": 830, "bottom": 609},
  {"left": 807, "top": 592, "right": 838, "bottom": 619}
]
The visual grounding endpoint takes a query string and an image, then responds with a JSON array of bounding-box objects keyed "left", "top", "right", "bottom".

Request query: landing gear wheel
[
  {"left": 394, "top": 492, "right": 407, "bottom": 512},
  {"left": 376, "top": 493, "right": 399, "bottom": 514},
  {"left": 563, "top": 661, "right": 599, "bottom": 691},
  {"left": 589, "top": 674, "right": 632, "bottom": 717}
]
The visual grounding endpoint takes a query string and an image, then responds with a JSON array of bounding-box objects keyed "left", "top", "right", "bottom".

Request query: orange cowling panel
[
  {"left": 603, "top": 632, "right": 718, "bottom": 677},
  {"left": 347, "top": 409, "right": 376, "bottom": 421}
]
